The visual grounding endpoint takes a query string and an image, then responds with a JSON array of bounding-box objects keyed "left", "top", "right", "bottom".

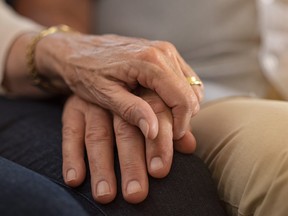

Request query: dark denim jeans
[{"left": 0, "top": 97, "right": 227, "bottom": 216}]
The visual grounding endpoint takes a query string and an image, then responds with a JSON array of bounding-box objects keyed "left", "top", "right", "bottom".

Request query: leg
[
  {"left": 0, "top": 96, "right": 227, "bottom": 216},
  {"left": 193, "top": 98, "right": 288, "bottom": 216},
  {"left": 0, "top": 157, "right": 88, "bottom": 216},
  {"left": 0, "top": 97, "right": 106, "bottom": 215},
  {"left": 101, "top": 151, "right": 227, "bottom": 216}
]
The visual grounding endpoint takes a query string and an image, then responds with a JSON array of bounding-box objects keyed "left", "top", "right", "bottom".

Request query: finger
[
  {"left": 112, "top": 61, "right": 197, "bottom": 140},
  {"left": 151, "top": 40, "right": 204, "bottom": 102},
  {"left": 178, "top": 57, "right": 204, "bottom": 102},
  {"left": 144, "top": 97, "right": 174, "bottom": 178},
  {"left": 77, "top": 78, "right": 158, "bottom": 139},
  {"left": 141, "top": 88, "right": 196, "bottom": 157},
  {"left": 84, "top": 105, "right": 116, "bottom": 204},
  {"left": 113, "top": 114, "right": 149, "bottom": 204},
  {"left": 173, "top": 112, "right": 197, "bottom": 154},
  {"left": 115, "top": 89, "right": 159, "bottom": 140},
  {"left": 191, "top": 85, "right": 204, "bottom": 104},
  {"left": 174, "top": 130, "right": 197, "bottom": 154},
  {"left": 62, "top": 96, "right": 86, "bottom": 187}
]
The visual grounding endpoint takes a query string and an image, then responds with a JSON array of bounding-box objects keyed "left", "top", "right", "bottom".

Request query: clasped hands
[{"left": 38, "top": 34, "right": 203, "bottom": 204}]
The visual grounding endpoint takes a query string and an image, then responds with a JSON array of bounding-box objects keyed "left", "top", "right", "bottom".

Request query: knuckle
[
  {"left": 115, "top": 120, "right": 137, "bottom": 140},
  {"left": 155, "top": 40, "right": 176, "bottom": 56},
  {"left": 190, "top": 94, "right": 199, "bottom": 107},
  {"left": 121, "top": 102, "right": 139, "bottom": 124},
  {"left": 181, "top": 90, "right": 199, "bottom": 115},
  {"left": 121, "top": 160, "right": 144, "bottom": 175},
  {"left": 136, "top": 41, "right": 178, "bottom": 66},
  {"left": 85, "top": 126, "right": 111, "bottom": 144},
  {"left": 138, "top": 46, "right": 162, "bottom": 63},
  {"left": 87, "top": 153, "right": 100, "bottom": 168},
  {"left": 62, "top": 126, "right": 82, "bottom": 141},
  {"left": 191, "top": 101, "right": 199, "bottom": 114},
  {"left": 159, "top": 41, "right": 175, "bottom": 50},
  {"left": 62, "top": 150, "right": 70, "bottom": 161}
]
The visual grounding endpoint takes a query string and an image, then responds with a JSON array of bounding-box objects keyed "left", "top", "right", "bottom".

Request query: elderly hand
[
  {"left": 62, "top": 92, "right": 196, "bottom": 204},
  {"left": 37, "top": 33, "right": 203, "bottom": 141}
]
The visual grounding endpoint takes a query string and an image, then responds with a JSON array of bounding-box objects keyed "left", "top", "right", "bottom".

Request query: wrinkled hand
[
  {"left": 62, "top": 92, "right": 196, "bottom": 204},
  {"left": 38, "top": 34, "right": 203, "bottom": 141}
]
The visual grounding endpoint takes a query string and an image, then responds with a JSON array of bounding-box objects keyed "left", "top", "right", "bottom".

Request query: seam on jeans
[{"left": 48, "top": 177, "right": 107, "bottom": 216}]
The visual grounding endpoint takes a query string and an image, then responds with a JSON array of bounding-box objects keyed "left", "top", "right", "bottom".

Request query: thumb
[{"left": 108, "top": 88, "right": 159, "bottom": 139}]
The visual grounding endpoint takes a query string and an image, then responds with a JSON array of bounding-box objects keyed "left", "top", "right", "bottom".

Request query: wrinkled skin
[
  {"left": 62, "top": 91, "right": 197, "bottom": 204},
  {"left": 35, "top": 33, "right": 204, "bottom": 204},
  {"left": 37, "top": 33, "right": 203, "bottom": 140}
]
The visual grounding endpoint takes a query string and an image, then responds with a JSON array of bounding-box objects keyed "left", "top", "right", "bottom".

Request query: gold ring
[{"left": 186, "top": 76, "right": 202, "bottom": 86}]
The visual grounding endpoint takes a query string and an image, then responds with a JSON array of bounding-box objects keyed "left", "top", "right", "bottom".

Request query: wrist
[
  {"left": 29, "top": 25, "right": 75, "bottom": 94},
  {"left": 3, "top": 26, "right": 74, "bottom": 97},
  {"left": 4, "top": 31, "right": 43, "bottom": 96}
]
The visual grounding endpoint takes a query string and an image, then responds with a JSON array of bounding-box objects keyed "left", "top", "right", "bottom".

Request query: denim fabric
[
  {"left": 0, "top": 157, "right": 88, "bottom": 216},
  {"left": 0, "top": 97, "right": 227, "bottom": 216}
]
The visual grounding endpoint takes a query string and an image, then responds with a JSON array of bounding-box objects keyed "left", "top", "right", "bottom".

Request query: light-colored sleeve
[
  {"left": 0, "top": 0, "right": 41, "bottom": 94},
  {"left": 257, "top": 0, "right": 288, "bottom": 100}
]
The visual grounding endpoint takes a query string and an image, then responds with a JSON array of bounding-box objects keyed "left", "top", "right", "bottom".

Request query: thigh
[
  {"left": 0, "top": 97, "right": 65, "bottom": 181},
  {"left": 193, "top": 98, "right": 288, "bottom": 216},
  {"left": 101, "top": 151, "right": 227, "bottom": 216},
  {"left": 0, "top": 97, "right": 106, "bottom": 215},
  {"left": 0, "top": 97, "right": 227, "bottom": 216},
  {"left": 0, "top": 157, "right": 88, "bottom": 216}
]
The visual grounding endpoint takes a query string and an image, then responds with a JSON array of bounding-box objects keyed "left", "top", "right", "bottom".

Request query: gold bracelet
[{"left": 26, "top": 25, "right": 74, "bottom": 93}]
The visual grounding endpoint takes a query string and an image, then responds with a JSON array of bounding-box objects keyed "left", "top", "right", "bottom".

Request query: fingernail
[
  {"left": 127, "top": 180, "right": 142, "bottom": 195},
  {"left": 66, "top": 169, "right": 76, "bottom": 182},
  {"left": 96, "top": 180, "right": 111, "bottom": 196},
  {"left": 150, "top": 157, "right": 164, "bottom": 171},
  {"left": 139, "top": 119, "right": 149, "bottom": 138}
]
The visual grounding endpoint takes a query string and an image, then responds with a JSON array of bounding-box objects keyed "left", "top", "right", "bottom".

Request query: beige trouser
[{"left": 192, "top": 98, "right": 288, "bottom": 216}]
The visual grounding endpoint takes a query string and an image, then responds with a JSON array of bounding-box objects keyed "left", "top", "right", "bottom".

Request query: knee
[
  {"left": 192, "top": 98, "right": 288, "bottom": 216},
  {"left": 238, "top": 145, "right": 288, "bottom": 216},
  {"left": 193, "top": 98, "right": 288, "bottom": 162}
]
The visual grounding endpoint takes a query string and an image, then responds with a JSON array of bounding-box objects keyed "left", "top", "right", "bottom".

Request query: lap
[
  {"left": 193, "top": 98, "right": 288, "bottom": 216},
  {"left": 0, "top": 157, "right": 88, "bottom": 216},
  {"left": 0, "top": 97, "right": 227, "bottom": 216}
]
